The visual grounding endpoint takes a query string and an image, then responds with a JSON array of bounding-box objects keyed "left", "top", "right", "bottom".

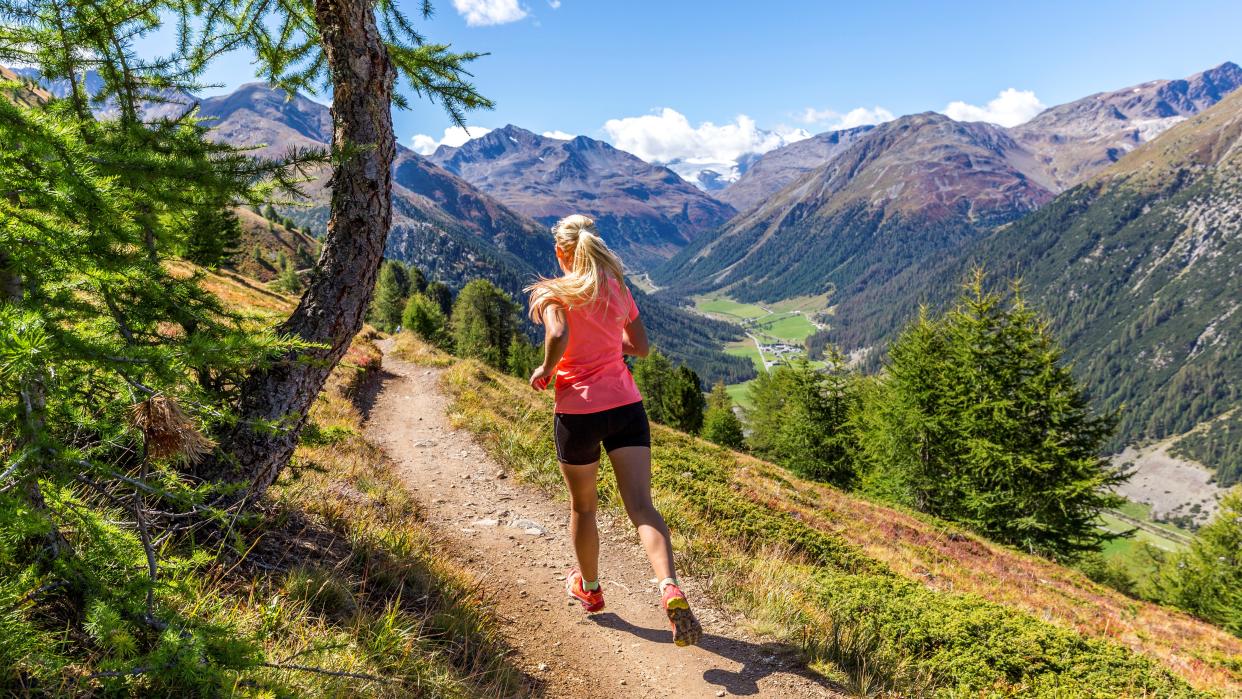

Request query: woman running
[{"left": 525, "top": 214, "right": 702, "bottom": 647}]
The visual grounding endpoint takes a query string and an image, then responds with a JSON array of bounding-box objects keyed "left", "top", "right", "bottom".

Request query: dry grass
[
  {"left": 216, "top": 332, "right": 525, "bottom": 696},
  {"left": 392, "top": 332, "right": 456, "bottom": 367},
  {"left": 232, "top": 207, "right": 321, "bottom": 282},
  {"left": 166, "top": 259, "right": 296, "bottom": 315}
]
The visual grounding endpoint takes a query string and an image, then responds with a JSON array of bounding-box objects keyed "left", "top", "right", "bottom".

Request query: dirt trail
[{"left": 364, "top": 343, "right": 844, "bottom": 698}]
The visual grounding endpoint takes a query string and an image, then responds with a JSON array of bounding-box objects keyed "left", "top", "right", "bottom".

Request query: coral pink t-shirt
[{"left": 553, "top": 276, "right": 642, "bottom": 414}]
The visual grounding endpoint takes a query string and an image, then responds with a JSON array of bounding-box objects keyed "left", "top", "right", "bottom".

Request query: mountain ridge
[
  {"left": 714, "top": 124, "right": 876, "bottom": 212},
  {"left": 654, "top": 112, "right": 1053, "bottom": 301},
  {"left": 428, "top": 124, "right": 737, "bottom": 269},
  {"left": 1010, "top": 60, "right": 1242, "bottom": 191},
  {"left": 712, "top": 62, "right": 1241, "bottom": 218}
]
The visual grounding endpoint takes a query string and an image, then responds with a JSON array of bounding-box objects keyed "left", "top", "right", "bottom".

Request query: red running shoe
[
  {"left": 565, "top": 568, "right": 605, "bottom": 613},
  {"left": 661, "top": 582, "right": 702, "bottom": 647}
]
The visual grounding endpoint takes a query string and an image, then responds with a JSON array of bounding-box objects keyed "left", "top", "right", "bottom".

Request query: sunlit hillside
[{"left": 405, "top": 337, "right": 1242, "bottom": 696}]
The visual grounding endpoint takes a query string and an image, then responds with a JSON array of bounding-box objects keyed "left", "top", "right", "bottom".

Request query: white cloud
[
  {"left": 541, "top": 130, "right": 575, "bottom": 140},
  {"left": 942, "top": 88, "right": 1045, "bottom": 127},
  {"left": 548, "top": 0, "right": 561, "bottom": 7},
  {"left": 410, "top": 125, "right": 492, "bottom": 155},
  {"left": 603, "top": 108, "right": 806, "bottom": 166},
  {"left": 799, "top": 105, "right": 895, "bottom": 130},
  {"left": 601, "top": 108, "right": 811, "bottom": 189},
  {"left": 452, "top": 0, "right": 528, "bottom": 26}
]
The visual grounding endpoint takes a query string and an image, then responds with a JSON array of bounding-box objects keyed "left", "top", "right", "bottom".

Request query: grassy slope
[
  {"left": 752, "top": 312, "right": 817, "bottom": 343},
  {"left": 415, "top": 337, "right": 1242, "bottom": 697},
  {"left": 696, "top": 296, "right": 770, "bottom": 321},
  {"left": 231, "top": 208, "right": 321, "bottom": 283},
  {"left": 8, "top": 269, "right": 522, "bottom": 696}
]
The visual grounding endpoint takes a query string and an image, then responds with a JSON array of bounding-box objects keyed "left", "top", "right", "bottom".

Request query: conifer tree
[
  {"left": 451, "top": 279, "right": 518, "bottom": 369},
  {"left": 1148, "top": 489, "right": 1242, "bottom": 635},
  {"left": 401, "top": 292, "right": 451, "bottom": 350},
  {"left": 633, "top": 348, "right": 675, "bottom": 424},
  {"left": 184, "top": 206, "right": 243, "bottom": 268},
  {"left": 665, "top": 365, "right": 705, "bottom": 434},
  {"left": 368, "top": 260, "right": 410, "bottom": 331},
  {"left": 507, "top": 335, "right": 542, "bottom": 379},
  {"left": 425, "top": 280, "right": 455, "bottom": 319},
  {"left": 275, "top": 261, "right": 302, "bottom": 294},
  {"left": 406, "top": 265, "right": 428, "bottom": 295},
  {"left": 856, "top": 271, "right": 1123, "bottom": 558},
  {"left": 0, "top": 0, "right": 312, "bottom": 681},
  {"left": 702, "top": 381, "right": 744, "bottom": 449},
  {"left": 747, "top": 357, "right": 858, "bottom": 486}
]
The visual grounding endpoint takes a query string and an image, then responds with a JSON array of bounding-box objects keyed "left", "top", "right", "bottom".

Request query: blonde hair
[{"left": 525, "top": 214, "right": 626, "bottom": 323}]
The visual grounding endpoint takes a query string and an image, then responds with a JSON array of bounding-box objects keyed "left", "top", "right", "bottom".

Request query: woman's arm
[
  {"left": 622, "top": 316, "right": 649, "bottom": 357},
  {"left": 530, "top": 303, "right": 569, "bottom": 390}
]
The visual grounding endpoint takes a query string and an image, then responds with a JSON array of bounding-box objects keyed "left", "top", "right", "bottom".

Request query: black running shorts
[{"left": 554, "top": 401, "right": 651, "bottom": 466}]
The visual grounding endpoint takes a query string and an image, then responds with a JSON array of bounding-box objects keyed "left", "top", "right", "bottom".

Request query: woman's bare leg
[
  {"left": 558, "top": 460, "right": 601, "bottom": 582},
  {"left": 607, "top": 446, "right": 675, "bottom": 581}
]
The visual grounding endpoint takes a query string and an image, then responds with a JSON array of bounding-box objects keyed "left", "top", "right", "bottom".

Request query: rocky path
[{"left": 363, "top": 342, "right": 844, "bottom": 698}]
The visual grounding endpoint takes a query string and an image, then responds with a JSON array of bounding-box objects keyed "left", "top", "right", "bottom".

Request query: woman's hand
[{"left": 529, "top": 364, "right": 554, "bottom": 391}]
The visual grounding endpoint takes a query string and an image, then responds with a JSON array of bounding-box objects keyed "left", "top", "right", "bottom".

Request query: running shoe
[
  {"left": 661, "top": 582, "right": 703, "bottom": 647},
  {"left": 565, "top": 567, "right": 605, "bottom": 613}
]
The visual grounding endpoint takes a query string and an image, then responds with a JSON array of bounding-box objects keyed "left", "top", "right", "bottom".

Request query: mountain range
[
  {"left": 190, "top": 84, "right": 754, "bottom": 384},
  {"left": 14, "top": 60, "right": 1242, "bottom": 482},
  {"left": 713, "top": 62, "right": 1242, "bottom": 211},
  {"left": 1010, "top": 61, "right": 1242, "bottom": 191},
  {"left": 427, "top": 125, "right": 736, "bottom": 268},
  {"left": 713, "top": 124, "right": 877, "bottom": 212},
  {"left": 654, "top": 112, "right": 1055, "bottom": 302}
]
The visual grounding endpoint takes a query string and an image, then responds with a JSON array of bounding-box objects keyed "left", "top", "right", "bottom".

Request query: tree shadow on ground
[
  {"left": 351, "top": 367, "right": 394, "bottom": 420},
  {"left": 589, "top": 612, "right": 843, "bottom": 696}
]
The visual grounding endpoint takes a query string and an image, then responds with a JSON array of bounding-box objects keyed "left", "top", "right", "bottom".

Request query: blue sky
[{"left": 139, "top": 0, "right": 1241, "bottom": 173}]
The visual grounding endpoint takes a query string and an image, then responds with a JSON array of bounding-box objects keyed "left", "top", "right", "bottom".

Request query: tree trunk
[{"left": 209, "top": 0, "right": 395, "bottom": 498}]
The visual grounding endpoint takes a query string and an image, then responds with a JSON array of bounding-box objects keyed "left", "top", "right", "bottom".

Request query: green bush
[{"left": 402, "top": 292, "right": 452, "bottom": 351}]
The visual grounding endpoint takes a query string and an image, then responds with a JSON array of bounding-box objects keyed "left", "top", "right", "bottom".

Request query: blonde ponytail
[{"left": 525, "top": 214, "right": 627, "bottom": 323}]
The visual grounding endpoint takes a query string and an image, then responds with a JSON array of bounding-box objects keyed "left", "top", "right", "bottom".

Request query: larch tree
[
  {"left": 206, "top": 0, "right": 493, "bottom": 497},
  {"left": 1149, "top": 488, "right": 1242, "bottom": 634}
]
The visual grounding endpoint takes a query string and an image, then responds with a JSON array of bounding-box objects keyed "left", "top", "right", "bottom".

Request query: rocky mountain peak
[
  {"left": 1010, "top": 61, "right": 1242, "bottom": 190},
  {"left": 427, "top": 124, "right": 736, "bottom": 268}
]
